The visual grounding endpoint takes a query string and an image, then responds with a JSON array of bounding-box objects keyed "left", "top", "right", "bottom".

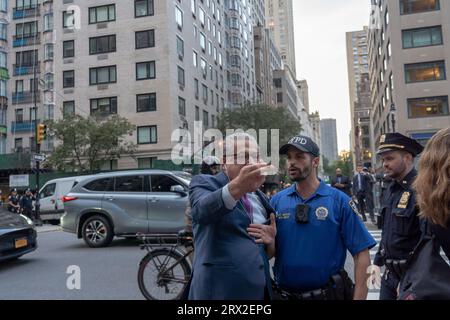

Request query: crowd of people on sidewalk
[{"left": 4, "top": 188, "right": 42, "bottom": 225}]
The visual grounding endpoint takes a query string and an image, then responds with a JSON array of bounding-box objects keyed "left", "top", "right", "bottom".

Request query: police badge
[
  {"left": 315, "top": 207, "right": 329, "bottom": 221},
  {"left": 397, "top": 192, "right": 410, "bottom": 209}
]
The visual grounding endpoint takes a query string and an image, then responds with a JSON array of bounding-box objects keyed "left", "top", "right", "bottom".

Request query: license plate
[{"left": 15, "top": 238, "right": 28, "bottom": 249}]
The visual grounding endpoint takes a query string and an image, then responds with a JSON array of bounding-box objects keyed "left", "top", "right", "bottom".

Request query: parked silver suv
[{"left": 61, "top": 170, "right": 191, "bottom": 247}]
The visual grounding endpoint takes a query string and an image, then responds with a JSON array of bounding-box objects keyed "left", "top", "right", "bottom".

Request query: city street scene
[{"left": 1, "top": 0, "right": 449, "bottom": 302}]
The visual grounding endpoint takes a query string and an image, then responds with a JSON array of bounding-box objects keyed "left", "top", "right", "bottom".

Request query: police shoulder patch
[{"left": 349, "top": 200, "right": 360, "bottom": 215}]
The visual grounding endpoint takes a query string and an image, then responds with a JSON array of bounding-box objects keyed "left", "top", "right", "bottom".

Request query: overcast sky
[{"left": 292, "top": 0, "right": 372, "bottom": 152}]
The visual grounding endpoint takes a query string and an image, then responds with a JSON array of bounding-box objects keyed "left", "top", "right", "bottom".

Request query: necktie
[
  {"left": 242, "top": 194, "right": 253, "bottom": 222},
  {"left": 358, "top": 174, "right": 362, "bottom": 191}
]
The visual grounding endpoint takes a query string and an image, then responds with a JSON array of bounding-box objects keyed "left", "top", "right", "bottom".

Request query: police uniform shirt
[
  {"left": 270, "top": 182, "right": 376, "bottom": 292},
  {"left": 379, "top": 169, "right": 421, "bottom": 259}
]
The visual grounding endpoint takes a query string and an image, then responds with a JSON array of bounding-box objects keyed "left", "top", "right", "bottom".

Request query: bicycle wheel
[{"left": 138, "top": 248, "right": 191, "bottom": 300}]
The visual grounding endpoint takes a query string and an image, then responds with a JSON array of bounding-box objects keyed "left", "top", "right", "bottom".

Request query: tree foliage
[
  {"left": 48, "top": 114, "right": 136, "bottom": 173},
  {"left": 217, "top": 104, "right": 302, "bottom": 145}
]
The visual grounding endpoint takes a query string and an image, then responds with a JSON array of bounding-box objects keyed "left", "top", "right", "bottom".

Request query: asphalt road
[
  {"left": 0, "top": 229, "right": 146, "bottom": 300},
  {"left": 0, "top": 223, "right": 380, "bottom": 300}
]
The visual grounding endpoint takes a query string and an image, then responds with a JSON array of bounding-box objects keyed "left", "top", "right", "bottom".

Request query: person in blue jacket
[{"left": 188, "top": 132, "right": 276, "bottom": 300}]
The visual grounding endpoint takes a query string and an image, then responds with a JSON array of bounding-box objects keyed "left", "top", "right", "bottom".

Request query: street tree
[
  {"left": 48, "top": 113, "right": 136, "bottom": 173},
  {"left": 217, "top": 104, "right": 302, "bottom": 146}
]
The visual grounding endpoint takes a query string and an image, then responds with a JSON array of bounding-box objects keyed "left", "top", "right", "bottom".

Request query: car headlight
[{"left": 20, "top": 214, "right": 34, "bottom": 227}]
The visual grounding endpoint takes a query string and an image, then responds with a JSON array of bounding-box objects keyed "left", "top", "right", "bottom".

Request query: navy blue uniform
[
  {"left": 270, "top": 182, "right": 376, "bottom": 294},
  {"left": 375, "top": 169, "right": 421, "bottom": 300}
]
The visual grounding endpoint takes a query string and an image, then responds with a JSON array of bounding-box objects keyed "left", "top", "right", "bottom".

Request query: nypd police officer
[
  {"left": 270, "top": 135, "right": 376, "bottom": 300},
  {"left": 374, "top": 133, "right": 424, "bottom": 300}
]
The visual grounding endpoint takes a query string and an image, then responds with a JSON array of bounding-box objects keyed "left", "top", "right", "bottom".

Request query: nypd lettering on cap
[{"left": 289, "top": 137, "right": 308, "bottom": 145}]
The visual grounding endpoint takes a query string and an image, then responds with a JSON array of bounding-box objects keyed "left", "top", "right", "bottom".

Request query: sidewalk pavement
[{"left": 35, "top": 224, "right": 61, "bottom": 233}]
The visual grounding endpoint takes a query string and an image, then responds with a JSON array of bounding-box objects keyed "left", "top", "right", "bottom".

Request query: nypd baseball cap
[{"left": 279, "top": 135, "right": 320, "bottom": 157}]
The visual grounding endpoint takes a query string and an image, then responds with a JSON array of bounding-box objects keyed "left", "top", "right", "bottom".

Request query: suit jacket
[
  {"left": 188, "top": 172, "right": 273, "bottom": 300},
  {"left": 352, "top": 173, "right": 372, "bottom": 195},
  {"left": 330, "top": 175, "right": 351, "bottom": 196}
]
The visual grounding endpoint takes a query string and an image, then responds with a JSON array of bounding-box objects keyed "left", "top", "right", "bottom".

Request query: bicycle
[{"left": 137, "top": 230, "right": 194, "bottom": 300}]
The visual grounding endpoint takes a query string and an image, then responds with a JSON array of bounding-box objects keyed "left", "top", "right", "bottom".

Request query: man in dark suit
[
  {"left": 330, "top": 168, "right": 351, "bottom": 196},
  {"left": 188, "top": 133, "right": 276, "bottom": 300},
  {"left": 352, "top": 165, "right": 375, "bottom": 222}
]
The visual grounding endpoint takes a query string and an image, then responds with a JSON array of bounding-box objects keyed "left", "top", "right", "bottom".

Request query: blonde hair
[{"left": 413, "top": 128, "right": 450, "bottom": 227}]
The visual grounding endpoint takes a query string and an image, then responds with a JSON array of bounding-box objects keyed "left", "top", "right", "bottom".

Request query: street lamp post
[{"left": 390, "top": 103, "right": 396, "bottom": 133}]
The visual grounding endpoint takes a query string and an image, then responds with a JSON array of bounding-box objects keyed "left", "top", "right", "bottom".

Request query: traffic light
[{"left": 37, "top": 123, "right": 47, "bottom": 144}]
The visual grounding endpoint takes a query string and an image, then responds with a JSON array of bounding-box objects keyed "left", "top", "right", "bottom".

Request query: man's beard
[{"left": 289, "top": 165, "right": 313, "bottom": 182}]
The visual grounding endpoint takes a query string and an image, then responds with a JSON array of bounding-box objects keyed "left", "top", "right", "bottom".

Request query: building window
[
  {"left": 408, "top": 96, "right": 449, "bottom": 118},
  {"left": 405, "top": 60, "right": 446, "bottom": 83},
  {"left": 194, "top": 78, "right": 199, "bottom": 98},
  {"left": 135, "top": 0, "right": 154, "bottom": 17},
  {"left": 194, "top": 106, "right": 199, "bottom": 121},
  {"left": 136, "top": 30, "right": 155, "bottom": 49},
  {"left": 63, "top": 40, "right": 74, "bottom": 58},
  {"left": 178, "top": 96, "right": 186, "bottom": 116},
  {"left": 90, "top": 35, "right": 116, "bottom": 54},
  {"left": 274, "top": 78, "right": 282, "bottom": 88},
  {"left": 44, "top": 73, "right": 53, "bottom": 90},
  {"left": 16, "top": 50, "right": 38, "bottom": 66},
  {"left": 63, "top": 101, "right": 75, "bottom": 117},
  {"left": 90, "top": 65, "right": 117, "bottom": 85},
  {"left": 89, "top": 4, "right": 116, "bottom": 24},
  {"left": 176, "top": 36, "right": 184, "bottom": 59},
  {"left": 63, "top": 10, "right": 75, "bottom": 29},
  {"left": 0, "top": 0, "right": 6, "bottom": 12},
  {"left": 177, "top": 66, "right": 185, "bottom": 87},
  {"left": 200, "top": 32, "right": 206, "bottom": 51},
  {"left": 202, "top": 110, "right": 209, "bottom": 127},
  {"left": 400, "top": 0, "right": 440, "bottom": 15},
  {"left": 15, "top": 138, "right": 23, "bottom": 151},
  {"left": 16, "top": 21, "right": 37, "bottom": 37},
  {"left": 90, "top": 97, "right": 117, "bottom": 115},
  {"left": 175, "top": 6, "right": 183, "bottom": 30},
  {"left": 44, "top": 14, "right": 53, "bottom": 31},
  {"left": 44, "top": 43, "right": 54, "bottom": 61},
  {"left": 136, "top": 61, "right": 156, "bottom": 80},
  {"left": 15, "top": 108, "right": 24, "bottom": 123},
  {"left": 191, "top": 0, "right": 196, "bottom": 15},
  {"left": 202, "top": 84, "right": 208, "bottom": 102},
  {"left": 193, "top": 50, "right": 198, "bottom": 67},
  {"left": 136, "top": 93, "right": 156, "bottom": 112},
  {"left": 137, "top": 126, "right": 157, "bottom": 144},
  {"left": 200, "top": 58, "right": 207, "bottom": 78},
  {"left": 63, "top": 70, "right": 74, "bottom": 88},
  {"left": 0, "top": 51, "right": 6, "bottom": 68},
  {"left": 277, "top": 92, "right": 283, "bottom": 103},
  {"left": 402, "top": 26, "right": 443, "bottom": 49},
  {"left": 138, "top": 157, "right": 156, "bottom": 169}
]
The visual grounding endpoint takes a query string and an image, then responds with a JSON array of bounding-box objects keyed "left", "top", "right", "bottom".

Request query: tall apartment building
[
  {"left": 7, "top": 0, "right": 54, "bottom": 156},
  {"left": 296, "top": 79, "right": 309, "bottom": 113},
  {"left": 224, "top": 0, "right": 259, "bottom": 107},
  {"left": 273, "top": 68, "right": 299, "bottom": 121},
  {"left": 0, "top": 0, "right": 8, "bottom": 154},
  {"left": 5, "top": 0, "right": 265, "bottom": 169},
  {"left": 368, "top": 0, "right": 450, "bottom": 167},
  {"left": 320, "top": 118, "right": 338, "bottom": 163},
  {"left": 264, "top": 0, "right": 296, "bottom": 76},
  {"left": 253, "top": 25, "right": 282, "bottom": 106},
  {"left": 346, "top": 27, "right": 373, "bottom": 169}
]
